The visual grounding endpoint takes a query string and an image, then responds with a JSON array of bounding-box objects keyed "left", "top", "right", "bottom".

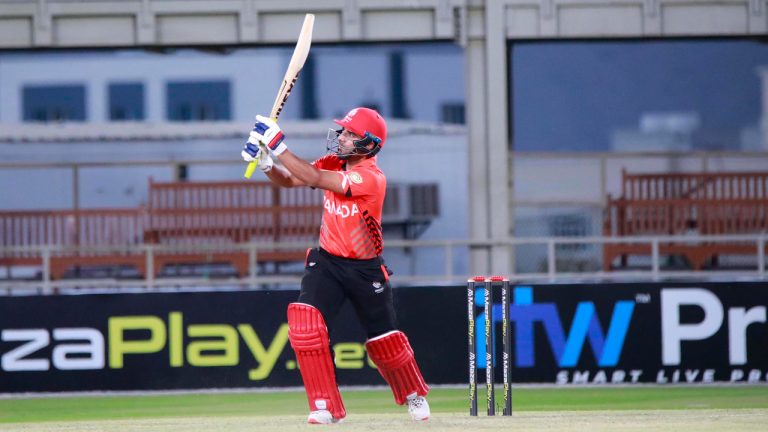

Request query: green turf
[{"left": 0, "top": 386, "right": 766, "bottom": 424}]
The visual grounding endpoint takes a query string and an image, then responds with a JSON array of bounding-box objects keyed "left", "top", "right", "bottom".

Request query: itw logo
[{"left": 475, "top": 286, "right": 635, "bottom": 368}]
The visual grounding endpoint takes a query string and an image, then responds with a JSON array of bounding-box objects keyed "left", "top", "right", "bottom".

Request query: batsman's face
[{"left": 337, "top": 129, "right": 362, "bottom": 155}]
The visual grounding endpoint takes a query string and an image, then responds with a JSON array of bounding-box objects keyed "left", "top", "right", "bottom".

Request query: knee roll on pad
[
  {"left": 287, "top": 303, "right": 346, "bottom": 419},
  {"left": 365, "top": 330, "right": 429, "bottom": 405}
]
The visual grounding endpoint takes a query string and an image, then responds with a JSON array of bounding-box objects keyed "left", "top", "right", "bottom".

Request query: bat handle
[{"left": 244, "top": 160, "right": 258, "bottom": 179}]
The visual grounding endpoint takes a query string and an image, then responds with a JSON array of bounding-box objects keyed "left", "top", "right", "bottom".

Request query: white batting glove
[
  {"left": 241, "top": 141, "right": 274, "bottom": 172},
  {"left": 251, "top": 115, "right": 287, "bottom": 156}
]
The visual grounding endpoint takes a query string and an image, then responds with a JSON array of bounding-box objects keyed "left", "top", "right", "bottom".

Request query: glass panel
[
  {"left": 22, "top": 84, "right": 86, "bottom": 122},
  {"left": 512, "top": 40, "right": 768, "bottom": 152},
  {"left": 108, "top": 82, "right": 144, "bottom": 120},
  {"left": 166, "top": 80, "right": 231, "bottom": 121}
]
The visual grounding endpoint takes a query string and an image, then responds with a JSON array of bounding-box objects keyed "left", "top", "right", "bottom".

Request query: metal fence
[
  {"left": 2, "top": 151, "right": 768, "bottom": 293},
  {"left": 1, "top": 233, "right": 765, "bottom": 294}
]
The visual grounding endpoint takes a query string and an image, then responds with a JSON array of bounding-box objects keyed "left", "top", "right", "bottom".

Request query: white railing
[{"left": 1, "top": 233, "right": 765, "bottom": 294}]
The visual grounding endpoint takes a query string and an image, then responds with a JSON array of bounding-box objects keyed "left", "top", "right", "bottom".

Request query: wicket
[{"left": 467, "top": 276, "right": 512, "bottom": 416}]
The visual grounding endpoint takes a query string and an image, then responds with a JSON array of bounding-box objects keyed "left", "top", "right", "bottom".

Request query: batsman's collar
[{"left": 346, "top": 155, "right": 378, "bottom": 170}]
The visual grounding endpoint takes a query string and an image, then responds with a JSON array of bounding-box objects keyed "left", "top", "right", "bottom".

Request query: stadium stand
[
  {"left": 144, "top": 179, "right": 321, "bottom": 276},
  {"left": 603, "top": 170, "right": 768, "bottom": 270},
  {"left": 0, "top": 208, "right": 146, "bottom": 279},
  {"left": 0, "top": 180, "right": 322, "bottom": 279}
]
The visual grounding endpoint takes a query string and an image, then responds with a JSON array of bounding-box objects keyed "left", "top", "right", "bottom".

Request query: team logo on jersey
[{"left": 349, "top": 172, "right": 363, "bottom": 184}]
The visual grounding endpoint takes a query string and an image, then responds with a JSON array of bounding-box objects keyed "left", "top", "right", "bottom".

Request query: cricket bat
[{"left": 244, "top": 13, "right": 315, "bottom": 178}]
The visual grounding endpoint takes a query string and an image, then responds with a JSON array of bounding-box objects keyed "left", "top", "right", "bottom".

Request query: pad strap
[
  {"left": 287, "top": 303, "right": 346, "bottom": 419},
  {"left": 365, "top": 330, "right": 429, "bottom": 405}
]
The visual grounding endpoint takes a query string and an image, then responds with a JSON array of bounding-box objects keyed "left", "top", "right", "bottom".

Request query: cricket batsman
[{"left": 241, "top": 107, "right": 430, "bottom": 424}]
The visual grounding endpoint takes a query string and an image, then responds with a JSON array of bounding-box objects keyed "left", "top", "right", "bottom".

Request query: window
[
  {"left": 441, "top": 102, "right": 465, "bottom": 124},
  {"left": 22, "top": 84, "right": 86, "bottom": 122},
  {"left": 109, "top": 82, "right": 144, "bottom": 121},
  {"left": 166, "top": 80, "right": 231, "bottom": 121},
  {"left": 512, "top": 40, "right": 768, "bottom": 152},
  {"left": 548, "top": 213, "right": 590, "bottom": 251}
]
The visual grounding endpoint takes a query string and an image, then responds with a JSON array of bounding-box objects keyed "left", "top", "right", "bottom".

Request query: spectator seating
[
  {"left": 144, "top": 179, "right": 321, "bottom": 276},
  {"left": 0, "top": 208, "right": 147, "bottom": 279},
  {"left": 603, "top": 170, "right": 768, "bottom": 270},
  {"left": 0, "top": 179, "right": 322, "bottom": 279}
]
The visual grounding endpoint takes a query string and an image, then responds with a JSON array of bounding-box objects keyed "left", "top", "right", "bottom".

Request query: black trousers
[{"left": 297, "top": 247, "right": 396, "bottom": 339}]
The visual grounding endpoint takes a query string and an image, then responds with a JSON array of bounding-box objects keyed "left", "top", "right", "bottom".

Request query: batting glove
[
  {"left": 241, "top": 141, "right": 274, "bottom": 172},
  {"left": 251, "top": 115, "right": 287, "bottom": 156}
]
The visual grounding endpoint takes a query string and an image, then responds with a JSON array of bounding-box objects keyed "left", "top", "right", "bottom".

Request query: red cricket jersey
[{"left": 312, "top": 155, "right": 385, "bottom": 259}]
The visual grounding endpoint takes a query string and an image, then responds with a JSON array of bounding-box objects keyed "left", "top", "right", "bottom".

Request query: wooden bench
[
  {"left": 143, "top": 179, "right": 322, "bottom": 276},
  {"left": 603, "top": 170, "right": 768, "bottom": 270},
  {"left": 0, "top": 180, "right": 323, "bottom": 279},
  {"left": 0, "top": 208, "right": 147, "bottom": 279}
]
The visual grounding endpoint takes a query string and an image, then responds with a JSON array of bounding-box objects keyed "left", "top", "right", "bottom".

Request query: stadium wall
[{"left": 0, "top": 282, "right": 766, "bottom": 393}]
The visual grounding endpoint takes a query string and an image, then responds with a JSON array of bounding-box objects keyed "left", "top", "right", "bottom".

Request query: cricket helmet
[{"left": 327, "top": 107, "right": 387, "bottom": 159}]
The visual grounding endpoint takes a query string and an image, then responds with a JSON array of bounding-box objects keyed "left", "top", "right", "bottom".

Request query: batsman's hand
[
  {"left": 251, "top": 115, "right": 287, "bottom": 156},
  {"left": 241, "top": 140, "right": 274, "bottom": 173}
]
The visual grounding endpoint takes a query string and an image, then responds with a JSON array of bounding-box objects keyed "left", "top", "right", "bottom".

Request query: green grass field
[{"left": 1, "top": 386, "right": 766, "bottom": 431}]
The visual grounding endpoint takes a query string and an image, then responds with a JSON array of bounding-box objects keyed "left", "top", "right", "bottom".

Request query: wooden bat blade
[
  {"left": 269, "top": 13, "right": 315, "bottom": 119},
  {"left": 244, "top": 13, "right": 315, "bottom": 179}
]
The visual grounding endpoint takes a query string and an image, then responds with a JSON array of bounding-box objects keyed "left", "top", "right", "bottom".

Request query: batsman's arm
[
  {"left": 264, "top": 163, "right": 306, "bottom": 188},
  {"left": 276, "top": 151, "right": 345, "bottom": 194}
]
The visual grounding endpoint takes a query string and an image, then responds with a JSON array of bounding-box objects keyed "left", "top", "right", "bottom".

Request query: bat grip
[{"left": 244, "top": 161, "right": 257, "bottom": 179}]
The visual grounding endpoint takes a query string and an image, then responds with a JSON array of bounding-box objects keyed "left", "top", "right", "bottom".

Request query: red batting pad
[
  {"left": 287, "top": 303, "right": 346, "bottom": 420},
  {"left": 365, "top": 331, "right": 430, "bottom": 405}
]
